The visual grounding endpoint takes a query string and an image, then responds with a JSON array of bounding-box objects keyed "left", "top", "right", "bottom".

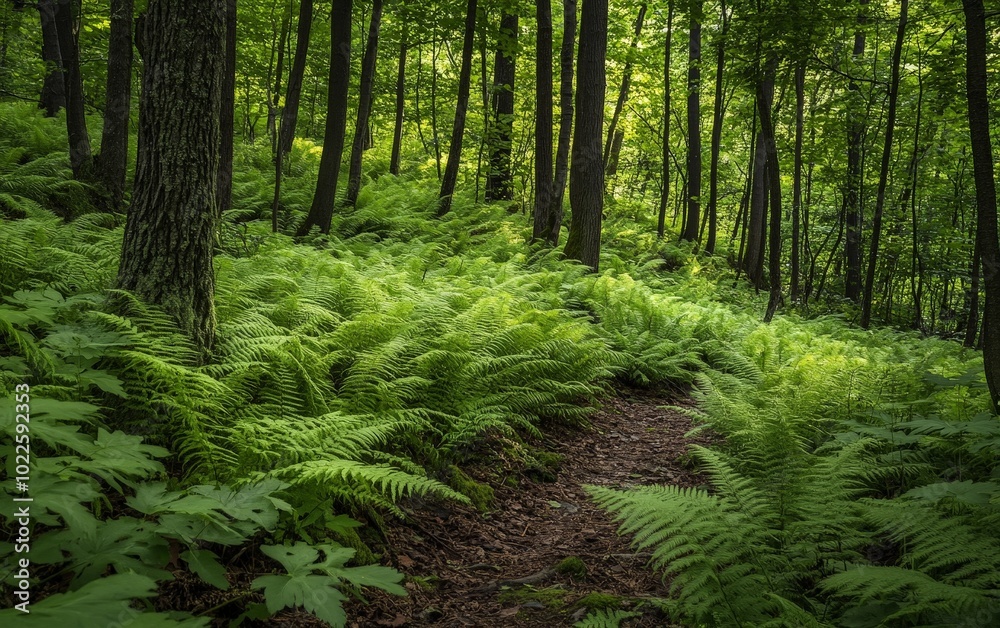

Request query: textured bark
[
  {"left": 486, "top": 13, "right": 517, "bottom": 202},
  {"left": 117, "top": 0, "right": 224, "bottom": 357},
  {"left": 745, "top": 126, "right": 767, "bottom": 287},
  {"left": 845, "top": 0, "right": 869, "bottom": 302},
  {"left": 681, "top": 0, "right": 701, "bottom": 242},
  {"left": 562, "top": 0, "right": 607, "bottom": 271},
  {"left": 861, "top": 0, "right": 907, "bottom": 328},
  {"left": 272, "top": 0, "right": 313, "bottom": 231},
  {"left": 758, "top": 64, "right": 782, "bottom": 322},
  {"left": 963, "top": 0, "right": 1000, "bottom": 411},
  {"left": 217, "top": 0, "right": 236, "bottom": 215},
  {"left": 704, "top": 0, "right": 728, "bottom": 255},
  {"left": 298, "top": 0, "right": 353, "bottom": 234},
  {"left": 550, "top": 0, "right": 577, "bottom": 243},
  {"left": 390, "top": 22, "right": 406, "bottom": 176},
  {"left": 346, "top": 0, "right": 383, "bottom": 205},
  {"left": 437, "top": 0, "right": 477, "bottom": 216},
  {"left": 603, "top": 3, "right": 645, "bottom": 174},
  {"left": 54, "top": 0, "right": 92, "bottom": 179},
  {"left": 657, "top": 1, "right": 673, "bottom": 239},
  {"left": 791, "top": 61, "right": 804, "bottom": 299},
  {"left": 37, "top": 0, "right": 65, "bottom": 117},
  {"left": 96, "top": 0, "right": 133, "bottom": 211},
  {"left": 532, "top": 0, "right": 554, "bottom": 242}
]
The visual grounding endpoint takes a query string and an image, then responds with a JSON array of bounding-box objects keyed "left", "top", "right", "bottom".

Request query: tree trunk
[
  {"left": 962, "top": 0, "right": 1000, "bottom": 411},
  {"left": 346, "top": 0, "right": 383, "bottom": 205},
  {"left": 217, "top": 0, "right": 236, "bottom": 216},
  {"left": 117, "top": 0, "right": 224, "bottom": 358},
  {"left": 550, "top": 0, "right": 577, "bottom": 244},
  {"left": 759, "top": 62, "right": 782, "bottom": 322},
  {"left": 562, "top": 0, "right": 607, "bottom": 270},
  {"left": 657, "top": 1, "right": 674, "bottom": 239},
  {"left": 791, "top": 61, "right": 804, "bottom": 300},
  {"left": 681, "top": 0, "right": 701, "bottom": 242},
  {"left": 54, "top": 0, "right": 92, "bottom": 179},
  {"left": 745, "top": 123, "right": 767, "bottom": 287},
  {"left": 272, "top": 0, "right": 313, "bottom": 231},
  {"left": 704, "top": 0, "right": 728, "bottom": 255},
  {"left": 437, "top": 0, "right": 477, "bottom": 216},
  {"left": 37, "top": 0, "right": 65, "bottom": 117},
  {"left": 532, "top": 0, "right": 554, "bottom": 241},
  {"left": 390, "top": 22, "right": 406, "bottom": 176},
  {"left": 486, "top": 12, "right": 517, "bottom": 202},
  {"left": 861, "top": 0, "right": 907, "bottom": 328},
  {"left": 95, "top": 0, "right": 133, "bottom": 211},
  {"left": 602, "top": 3, "right": 646, "bottom": 174},
  {"left": 845, "top": 0, "right": 869, "bottom": 302},
  {"left": 297, "top": 0, "right": 353, "bottom": 235}
]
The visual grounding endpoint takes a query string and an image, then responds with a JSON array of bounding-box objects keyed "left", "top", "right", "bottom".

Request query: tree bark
[
  {"left": 681, "top": 0, "right": 701, "bottom": 243},
  {"left": 745, "top": 121, "right": 767, "bottom": 287},
  {"left": 346, "top": 0, "right": 383, "bottom": 205},
  {"left": 657, "top": 1, "right": 674, "bottom": 239},
  {"left": 437, "top": 0, "right": 477, "bottom": 215},
  {"left": 603, "top": 3, "right": 646, "bottom": 174},
  {"left": 486, "top": 13, "right": 517, "bottom": 202},
  {"left": 759, "top": 62, "right": 782, "bottom": 322},
  {"left": 562, "top": 0, "right": 607, "bottom": 270},
  {"left": 96, "top": 0, "right": 133, "bottom": 211},
  {"left": 390, "top": 21, "right": 407, "bottom": 176},
  {"left": 117, "top": 0, "right": 224, "bottom": 358},
  {"left": 845, "top": 0, "right": 869, "bottom": 302},
  {"left": 532, "top": 0, "right": 554, "bottom": 242},
  {"left": 54, "top": 0, "right": 92, "bottom": 179},
  {"left": 704, "top": 0, "right": 728, "bottom": 255},
  {"left": 217, "top": 0, "right": 236, "bottom": 215},
  {"left": 861, "top": 0, "right": 907, "bottom": 328},
  {"left": 790, "top": 62, "right": 804, "bottom": 301},
  {"left": 37, "top": 0, "right": 65, "bottom": 117},
  {"left": 962, "top": 0, "right": 1000, "bottom": 411},
  {"left": 298, "top": 0, "right": 353, "bottom": 235},
  {"left": 550, "top": 0, "right": 577, "bottom": 243}
]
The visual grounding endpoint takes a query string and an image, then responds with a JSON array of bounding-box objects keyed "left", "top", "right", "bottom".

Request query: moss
[
  {"left": 407, "top": 574, "right": 440, "bottom": 591},
  {"left": 498, "top": 585, "right": 567, "bottom": 608},
  {"left": 525, "top": 449, "right": 563, "bottom": 482},
  {"left": 448, "top": 465, "right": 495, "bottom": 511},
  {"left": 555, "top": 556, "right": 588, "bottom": 579},
  {"left": 574, "top": 592, "right": 623, "bottom": 612}
]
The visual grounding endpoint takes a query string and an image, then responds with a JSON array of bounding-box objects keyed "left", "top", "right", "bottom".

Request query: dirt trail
[{"left": 349, "top": 388, "right": 711, "bottom": 627}]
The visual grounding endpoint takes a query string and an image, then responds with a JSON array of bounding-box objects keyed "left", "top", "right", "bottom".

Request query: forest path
[{"left": 348, "top": 388, "right": 711, "bottom": 627}]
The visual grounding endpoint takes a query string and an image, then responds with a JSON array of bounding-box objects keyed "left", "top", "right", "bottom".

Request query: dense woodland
[{"left": 2, "top": 0, "right": 1000, "bottom": 625}]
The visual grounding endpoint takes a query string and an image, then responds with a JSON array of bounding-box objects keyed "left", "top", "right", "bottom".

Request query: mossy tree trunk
[
  {"left": 117, "top": 0, "right": 224, "bottom": 357},
  {"left": 485, "top": 12, "right": 517, "bottom": 203}
]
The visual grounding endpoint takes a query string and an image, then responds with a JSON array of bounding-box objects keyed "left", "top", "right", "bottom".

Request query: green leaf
[
  {"left": 252, "top": 573, "right": 347, "bottom": 627},
  {"left": 181, "top": 548, "right": 230, "bottom": 590}
]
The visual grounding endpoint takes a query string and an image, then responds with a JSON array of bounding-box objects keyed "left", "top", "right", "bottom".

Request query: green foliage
[{"left": 573, "top": 608, "right": 643, "bottom": 628}]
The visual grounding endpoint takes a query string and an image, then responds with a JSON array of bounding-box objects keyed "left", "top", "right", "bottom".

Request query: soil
[{"left": 345, "top": 387, "right": 713, "bottom": 627}]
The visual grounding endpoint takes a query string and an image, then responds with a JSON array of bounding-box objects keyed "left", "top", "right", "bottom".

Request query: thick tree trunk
[
  {"left": 390, "top": 23, "right": 406, "bottom": 176},
  {"left": 657, "top": 1, "right": 674, "bottom": 239},
  {"left": 272, "top": 0, "right": 313, "bottom": 231},
  {"left": 681, "top": 0, "right": 701, "bottom": 243},
  {"left": 603, "top": 3, "right": 646, "bottom": 174},
  {"left": 298, "top": 0, "right": 353, "bottom": 235},
  {"left": 96, "top": 0, "right": 133, "bottom": 211},
  {"left": 486, "top": 13, "right": 517, "bottom": 202},
  {"left": 845, "top": 0, "right": 869, "bottom": 302},
  {"left": 54, "top": 0, "right": 92, "bottom": 179},
  {"left": 532, "top": 0, "right": 554, "bottom": 242},
  {"left": 437, "top": 0, "right": 477, "bottom": 216},
  {"left": 962, "top": 0, "right": 1000, "bottom": 411},
  {"left": 861, "top": 0, "right": 907, "bottom": 328},
  {"left": 217, "top": 0, "right": 236, "bottom": 215},
  {"left": 117, "top": 0, "right": 224, "bottom": 358},
  {"left": 704, "top": 0, "right": 728, "bottom": 255},
  {"left": 562, "top": 0, "right": 607, "bottom": 270},
  {"left": 550, "top": 0, "right": 577, "bottom": 243},
  {"left": 37, "top": 0, "right": 65, "bottom": 117},
  {"left": 346, "top": 0, "right": 383, "bottom": 205}
]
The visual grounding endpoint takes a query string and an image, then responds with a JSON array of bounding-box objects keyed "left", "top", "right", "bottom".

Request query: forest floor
[{"left": 341, "top": 388, "right": 713, "bottom": 627}]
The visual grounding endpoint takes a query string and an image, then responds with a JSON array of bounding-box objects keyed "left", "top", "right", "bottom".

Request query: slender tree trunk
[
  {"left": 486, "top": 13, "right": 517, "bottom": 202},
  {"left": 909, "top": 46, "right": 925, "bottom": 329},
  {"left": 437, "top": 0, "right": 477, "bottom": 215},
  {"left": 657, "top": 1, "right": 674, "bottom": 239},
  {"left": 562, "top": 0, "right": 607, "bottom": 270},
  {"left": 96, "top": 0, "right": 133, "bottom": 211},
  {"left": 704, "top": 0, "right": 728, "bottom": 255},
  {"left": 966, "top": 237, "right": 981, "bottom": 347},
  {"left": 430, "top": 41, "right": 442, "bottom": 180},
  {"left": 37, "top": 0, "right": 65, "bottom": 117},
  {"left": 845, "top": 0, "right": 869, "bottom": 302},
  {"left": 861, "top": 0, "right": 907, "bottom": 328},
  {"left": 217, "top": 0, "right": 237, "bottom": 215},
  {"left": 681, "top": 0, "right": 701, "bottom": 242},
  {"left": 746, "top": 121, "right": 767, "bottom": 287},
  {"left": 390, "top": 22, "right": 407, "bottom": 176},
  {"left": 346, "top": 0, "right": 383, "bottom": 205},
  {"left": 533, "top": 0, "right": 554, "bottom": 241},
  {"left": 54, "top": 0, "right": 92, "bottom": 179},
  {"left": 791, "top": 61, "right": 804, "bottom": 300},
  {"left": 758, "top": 62, "right": 782, "bottom": 322},
  {"left": 118, "top": 0, "right": 224, "bottom": 358},
  {"left": 268, "top": 9, "right": 289, "bottom": 151},
  {"left": 272, "top": 0, "right": 313, "bottom": 231},
  {"left": 297, "top": 0, "right": 353, "bottom": 235},
  {"left": 550, "top": 0, "right": 576, "bottom": 243},
  {"left": 963, "top": 0, "right": 1000, "bottom": 411},
  {"left": 603, "top": 3, "right": 646, "bottom": 174}
]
